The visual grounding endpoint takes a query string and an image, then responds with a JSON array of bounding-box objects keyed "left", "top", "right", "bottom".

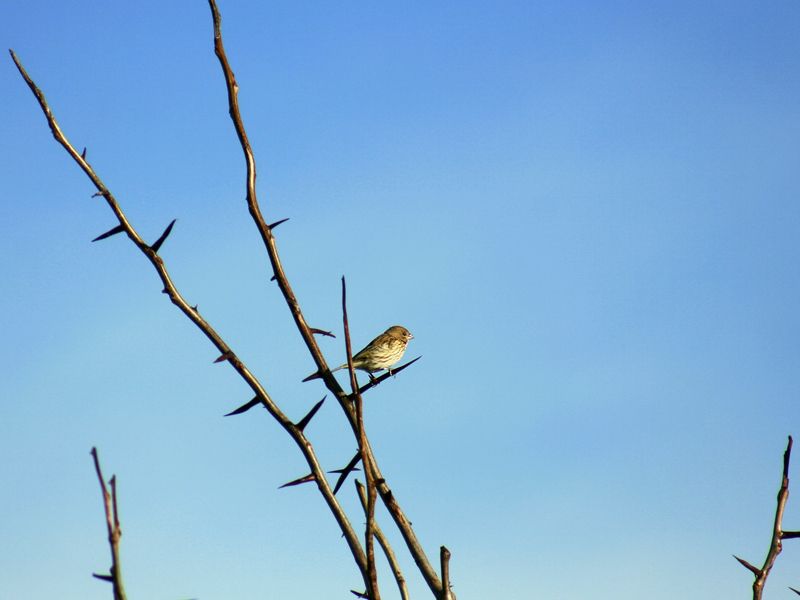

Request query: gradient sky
[{"left": 3, "top": 2, "right": 800, "bottom": 599}]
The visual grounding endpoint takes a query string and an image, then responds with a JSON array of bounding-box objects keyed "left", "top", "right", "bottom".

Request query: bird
[{"left": 303, "top": 325, "right": 413, "bottom": 382}]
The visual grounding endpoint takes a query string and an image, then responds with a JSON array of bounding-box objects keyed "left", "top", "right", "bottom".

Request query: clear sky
[{"left": 3, "top": 1, "right": 800, "bottom": 599}]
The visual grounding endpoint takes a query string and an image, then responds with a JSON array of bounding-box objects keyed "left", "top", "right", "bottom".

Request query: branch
[
  {"left": 735, "top": 436, "right": 796, "bottom": 600},
  {"left": 11, "top": 46, "right": 367, "bottom": 578},
  {"left": 343, "top": 277, "right": 380, "bottom": 600},
  {"left": 207, "top": 0, "right": 342, "bottom": 396},
  {"left": 206, "top": 2, "right": 449, "bottom": 596},
  {"left": 90, "top": 448, "right": 128, "bottom": 600},
  {"left": 440, "top": 546, "right": 453, "bottom": 600},
  {"left": 356, "top": 481, "right": 409, "bottom": 600}
]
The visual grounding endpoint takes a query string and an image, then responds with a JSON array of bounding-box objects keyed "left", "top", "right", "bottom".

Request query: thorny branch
[
  {"left": 12, "top": 0, "right": 455, "bottom": 595},
  {"left": 734, "top": 436, "right": 797, "bottom": 600},
  {"left": 206, "top": 1, "right": 451, "bottom": 597},
  {"left": 343, "top": 277, "right": 380, "bottom": 599},
  {"left": 90, "top": 448, "right": 128, "bottom": 600},
  {"left": 356, "top": 481, "right": 410, "bottom": 600},
  {"left": 9, "top": 47, "right": 367, "bottom": 579}
]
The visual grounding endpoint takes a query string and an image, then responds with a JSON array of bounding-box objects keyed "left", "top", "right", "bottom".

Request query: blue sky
[{"left": 3, "top": 1, "right": 800, "bottom": 598}]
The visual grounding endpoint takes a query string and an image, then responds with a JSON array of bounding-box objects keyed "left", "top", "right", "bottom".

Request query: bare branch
[
  {"left": 205, "top": 2, "right": 449, "bottom": 594},
  {"left": 736, "top": 436, "right": 796, "bottom": 599},
  {"left": 15, "top": 1, "right": 455, "bottom": 594},
  {"left": 343, "top": 277, "right": 380, "bottom": 600},
  {"left": 11, "top": 44, "right": 367, "bottom": 578},
  {"left": 357, "top": 481, "right": 410, "bottom": 600},
  {"left": 440, "top": 546, "right": 453, "bottom": 600},
  {"left": 90, "top": 448, "right": 128, "bottom": 600}
]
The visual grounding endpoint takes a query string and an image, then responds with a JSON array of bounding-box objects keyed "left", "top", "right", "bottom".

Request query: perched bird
[{"left": 303, "top": 325, "right": 413, "bottom": 382}]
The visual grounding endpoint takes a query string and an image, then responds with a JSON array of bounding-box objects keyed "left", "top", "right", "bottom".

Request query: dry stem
[
  {"left": 90, "top": 448, "right": 128, "bottom": 600},
  {"left": 735, "top": 436, "right": 796, "bottom": 599}
]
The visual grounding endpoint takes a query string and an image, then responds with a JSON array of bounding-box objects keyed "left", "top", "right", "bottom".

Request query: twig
[
  {"left": 343, "top": 277, "right": 380, "bottom": 599},
  {"left": 90, "top": 448, "right": 128, "bottom": 600},
  {"left": 10, "top": 46, "right": 367, "bottom": 578},
  {"left": 356, "top": 481, "right": 410, "bottom": 600},
  {"left": 735, "top": 436, "right": 796, "bottom": 600}
]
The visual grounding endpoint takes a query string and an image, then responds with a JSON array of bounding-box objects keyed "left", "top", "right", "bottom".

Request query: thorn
[
  {"left": 329, "top": 466, "right": 361, "bottom": 475},
  {"left": 150, "top": 218, "right": 177, "bottom": 253},
  {"left": 296, "top": 396, "right": 326, "bottom": 431},
  {"left": 213, "top": 351, "right": 234, "bottom": 364},
  {"left": 278, "top": 473, "right": 315, "bottom": 489},
  {"left": 358, "top": 356, "right": 422, "bottom": 394},
  {"left": 782, "top": 531, "right": 800, "bottom": 539},
  {"left": 302, "top": 370, "right": 324, "bottom": 383},
  {"left": 270, "top": 274, "right": 277, "bottom": 281},
  {"left": 92, "top": 190, "right": 110, "bottom": 198},
  {"left": 790, "top": 587, "right": 800, "bottom": 596},
  {"left": 333, "top": 451, "right": 361, "bottom": 495},
  {"left": 224, "top": 396, "right": 260, "bottom": 417},
  {"left": 91, "top": 224, "right": 125, "bottom": 242},
  {"left": 81, "top": 147, "right": 87, "bottom": 159},
  {"left": 310, "top": 328, "right": 336, "bottom": 338},
  {"left": 350, "top": 591, "right": 369, "bottom": 599},
  {"left": 92, "top": 573, "right": 114, "bottom": 582},
  {"left": 733, "top": 555, "right": 761, "bottom": 576},
  {"left": 268, "top": 217, "right": 290, "bottom": 230},
  {"left": 191, "top": 304, "right": 198, "bottom": 311}
]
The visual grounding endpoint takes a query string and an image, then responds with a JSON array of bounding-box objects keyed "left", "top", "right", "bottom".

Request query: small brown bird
[{"left": 303, "top": 325, "right": 413, "bottom": 382}]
